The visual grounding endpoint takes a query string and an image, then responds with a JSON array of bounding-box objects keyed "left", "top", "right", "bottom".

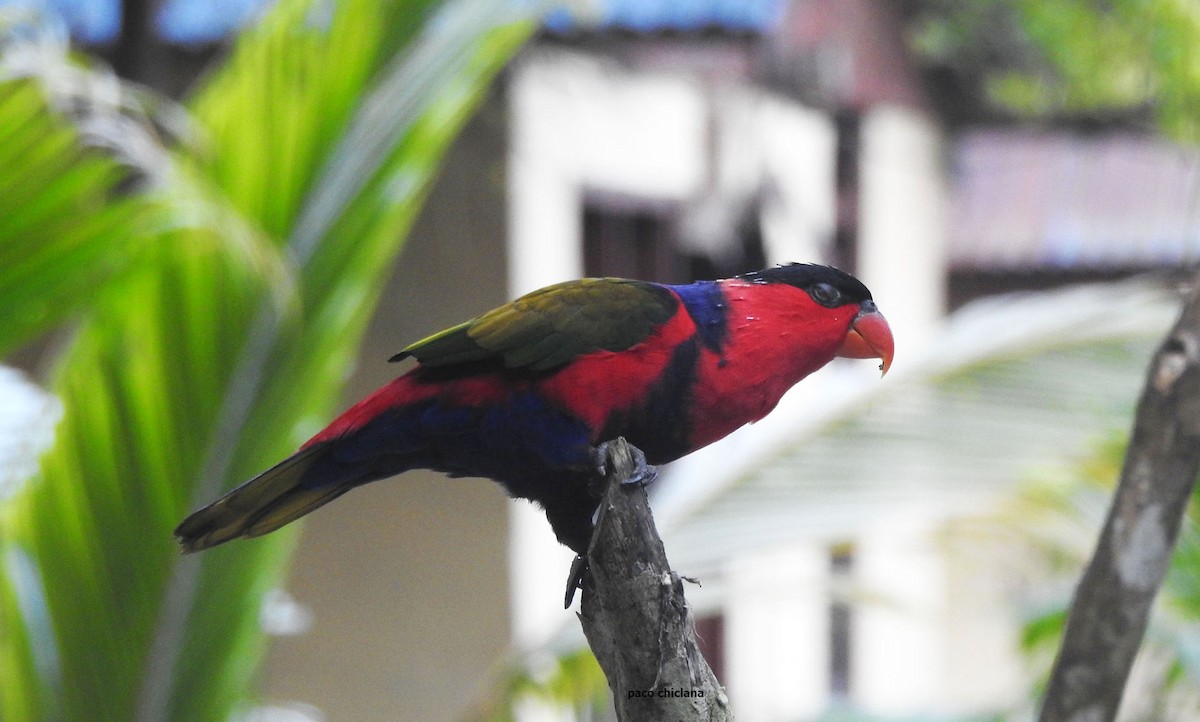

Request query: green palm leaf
[
  {"left": 0, "top": 1, "right": 538, "bottom": 720},
  {"left": 0, "top": 46, "right": 157, "bottom": 354}
]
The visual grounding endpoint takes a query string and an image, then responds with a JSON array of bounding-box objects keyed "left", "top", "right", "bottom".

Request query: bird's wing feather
[{"left": 391, "top": 278, "right": 678, "bottom": 371}]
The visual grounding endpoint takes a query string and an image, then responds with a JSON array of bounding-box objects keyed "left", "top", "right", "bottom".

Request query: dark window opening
[
  {"left": 583, "top": 197, "right": 768, "bottom": 283},
  {"left": 829, "top": 543, "right": 855, "bottom": 699},
  {"left": 832, "top": 111, "right": 860, "bottom": 274},
  {"left": 583, "top": 202, "right": 683, "bottom": 283},
  {"left": 694, "top": 613, "right": 726, "bottom": 684}
]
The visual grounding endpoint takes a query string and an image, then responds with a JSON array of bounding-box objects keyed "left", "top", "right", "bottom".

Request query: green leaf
[
  {"left": 908, "top": 0, "right": 1200, "bottom": 142},
  {"left": 0, "top": 72, "right": 152, "bottom": 355},
  {"left": 0, "top": 1, "right": 539, "bottom": 720}
]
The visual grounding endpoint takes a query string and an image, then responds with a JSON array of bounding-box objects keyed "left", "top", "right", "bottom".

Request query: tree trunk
[
  {"left": 578, "top": 438, "right": 732, "bottom": 721},
  {"left": 1039, "top": 277, "right": 1200, "bottom": 722}
]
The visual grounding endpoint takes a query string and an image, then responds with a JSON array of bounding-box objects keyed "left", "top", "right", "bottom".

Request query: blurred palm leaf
[
  {"left": 0, "top": 2, "right": 537, "bottom": 721},
  {"left": 0, "top": 20, "right": 170, "bottom": 356}
]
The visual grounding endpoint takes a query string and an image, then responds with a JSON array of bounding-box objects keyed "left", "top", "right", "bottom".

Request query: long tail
[
  {"left": 177, "top": 375, "right": 438, "bottom": 553},
  {"left": 175, "top": 444, "right": 351, "bottom": 553}
]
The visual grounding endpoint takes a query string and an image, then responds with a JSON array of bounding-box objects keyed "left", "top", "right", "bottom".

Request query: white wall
[
  {"left": 507, "top": 46, "right": 839, "bottom": 298},
  {"left": 754, "top": 95, "right": 837, "bottom": 265},
  {"left": 853, "top": 520, "right": 947, "bottom": 714},
  {"left": 507, "top": 48, "right": 708, "bottom": 299},
  {"left": 724, "top": 544, "right": 831, "bottom": 721},
  {"left": 719, "top": 520, "right": 1026, "bottom": 721},
  {"left": 857, "top": 104, "right": 947, "bottom": 358}
]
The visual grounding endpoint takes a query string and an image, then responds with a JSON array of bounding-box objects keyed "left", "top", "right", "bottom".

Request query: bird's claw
[
  {"left": 591, "top": 443, "right": 609, "bottom": 479},
  {"left": 622, "top": 444, "right": 658, "bottom": 487},
  {"left": 564, "top": 554, "right": 589, "bottom": 608},
  {"left": 590, "top": 440, "right": 658, "bottom": 487}
]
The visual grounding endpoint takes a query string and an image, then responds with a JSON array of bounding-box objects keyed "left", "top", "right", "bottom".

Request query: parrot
[{"left": 175, "top": 263, "right": 893, "bottom": 557}]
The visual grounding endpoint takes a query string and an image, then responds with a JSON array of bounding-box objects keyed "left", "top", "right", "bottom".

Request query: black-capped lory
[{"left": 176, "top": 263, "right": 893, "bottom": 555}]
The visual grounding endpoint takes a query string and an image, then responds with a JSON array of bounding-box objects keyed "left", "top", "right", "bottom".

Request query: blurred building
[
  {"left": 271, "top": 2, "right": 1199, "bottom": 721},
  {"left": 34, "top": 0, "right": 1199, "bottom": 719},
  {"left": 496, "top": 4, "right": 1197, "bottom": 722}
]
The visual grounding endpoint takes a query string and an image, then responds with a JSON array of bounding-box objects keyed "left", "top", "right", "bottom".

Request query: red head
[{"left": 737, "top": 264, "right": 894, "bottom": 376}]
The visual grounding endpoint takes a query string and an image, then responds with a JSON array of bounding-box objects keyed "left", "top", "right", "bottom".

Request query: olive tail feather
[{"left": 175, "top": 444, "right": 345, "bottom": 553}]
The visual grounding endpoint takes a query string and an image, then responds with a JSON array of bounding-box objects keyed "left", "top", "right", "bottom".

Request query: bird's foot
[
  {"left": 590, "top": 440, "right": 658, "bottom": 487},
  {"left": 563, "top": 554, "right": 589, "bottom": 608}
]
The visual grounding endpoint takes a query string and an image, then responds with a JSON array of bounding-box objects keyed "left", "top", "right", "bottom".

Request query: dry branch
[{"left": 578, "top": 438, "right": 731, "bottom": 721}]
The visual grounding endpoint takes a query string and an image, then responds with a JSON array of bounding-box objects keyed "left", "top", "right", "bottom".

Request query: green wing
[{"left": 392, "top": 278, "right": 679, "bottom": 372}]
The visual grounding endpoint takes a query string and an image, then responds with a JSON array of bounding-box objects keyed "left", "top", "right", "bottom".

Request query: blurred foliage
[
  {"left": 0, "top": 47, "right": 163, "bottom": 354},
  {"left": 0, "top": 2, "right": 535, "bottom": 721},
  {"left": 464, "top": 647, "right": 611, "bottom": 722},
  {"left": 983, "top": 432, "right": 1200, "bottom": 722},
  {"left": 906, "top": 0, "right": 1200, "bottom": 141}
]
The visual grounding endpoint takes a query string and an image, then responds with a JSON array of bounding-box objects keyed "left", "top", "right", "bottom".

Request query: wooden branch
[
  {"left": 1038, "top": 278, "right": 1200, "bottom": 722},
  {"left": 577, "top": 438, "right": 731, "bottom": 721}
]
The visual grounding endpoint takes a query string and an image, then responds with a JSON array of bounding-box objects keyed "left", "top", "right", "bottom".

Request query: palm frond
[{"left": 0, "top": 2, "right": 539, "bottom": 720}]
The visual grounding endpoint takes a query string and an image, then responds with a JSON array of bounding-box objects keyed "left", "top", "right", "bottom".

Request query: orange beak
[{"left": 837, "top": 302, "right": 894, "bottom": 376}]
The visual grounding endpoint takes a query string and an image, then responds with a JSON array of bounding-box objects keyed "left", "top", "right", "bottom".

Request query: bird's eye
[{"left": 810, "top": 282, "right": 842, "bottom": 307}]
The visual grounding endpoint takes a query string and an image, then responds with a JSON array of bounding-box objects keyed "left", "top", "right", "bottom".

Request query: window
[
  {"left": 829, "top": 543, "right": 855, "bottom": 699},
  {"left": 693, "top": 613, "right": 726, "bottom": 684},
  {"left": 582, "top": 197, "right": 767, "bottom": 282},
  {"left": 583, "top": 201, "right": 682, "bottom": 282},
  {"left": 832, "top": 111, "right": 860, "bottom": 274}
]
